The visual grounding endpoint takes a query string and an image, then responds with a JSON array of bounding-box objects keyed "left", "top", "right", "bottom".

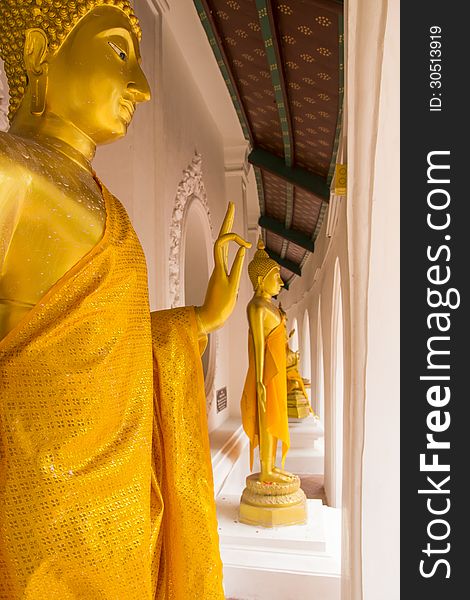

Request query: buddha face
[
  {"left": 261, "top": 267, "right": 284, "bottom": 297},
  {"left": 45, "top": 6, "right": 150, "bottom": 144}
]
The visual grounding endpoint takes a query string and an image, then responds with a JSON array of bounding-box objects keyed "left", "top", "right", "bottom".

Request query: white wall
[
  {"left": 280, "top": 1, "right": 399, "bottom": 598},
  {"left": 93, "top": 0, "right": 160, "bottom": 307},
  {"left": 346, "top": 0, "right": 399, "bottom": 597},
  {"left": 360, "top": 0, "right": 400, "bottom": 597},
  {"left": 280, "top": 196, "right": 350, "bottom": 512},
  {"left": 95, "top": 1, "right": 254, "bottom": 432},
  {"left": 301, "top": 310, "right": 312, "bottom": 382},
  {"left": 183, "top": 200, "right": 211, "bottom": 307},
  {"left": 159, "top": 19, "right": 247, "bottom": 431},
  {"left": 225, "top": 164, "right": 256, "bottom": 422}
]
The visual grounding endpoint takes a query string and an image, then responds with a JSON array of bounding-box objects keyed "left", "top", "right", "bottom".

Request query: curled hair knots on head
[{"left": 247, "top": 238, "right": 280, "bottom": 290}]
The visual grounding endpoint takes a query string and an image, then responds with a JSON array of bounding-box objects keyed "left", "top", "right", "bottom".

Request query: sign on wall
[{"left": 216, "top": 387, "right": 227, "bottom": 413}]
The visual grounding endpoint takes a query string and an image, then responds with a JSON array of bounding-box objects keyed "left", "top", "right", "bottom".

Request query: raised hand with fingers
[{"left": 195, "top": 202, "right": 251, "bottom": 335}]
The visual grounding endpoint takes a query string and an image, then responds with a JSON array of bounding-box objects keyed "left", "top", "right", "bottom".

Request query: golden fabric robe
[
  {"left": 241, "top": 322, "right": 290, "bottom": 470},
  {"left": 0, "top": 186, "right": 223, "bottom": 599}
]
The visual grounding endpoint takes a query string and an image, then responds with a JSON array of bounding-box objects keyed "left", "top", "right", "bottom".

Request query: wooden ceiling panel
[
  {"left": 208, "top": 0, "right": 285, "bottom": 156},
  {"left": 285, "top": 242, "right": 307, "bottom": 265},
  {"left": 292, "top": 187, "right": 323, "bottom": 235},
  {"left": 262, "top": 171, "right": 287, "bottom": 222},
  {"left": 195, "top": 0, "right": 344, "bottom": 283},
  {"left": 266, "top": 231, "right": 284, "bottom": 255},
  {"left": 272, "top": 0, "right": 342, "bottom": 177}
]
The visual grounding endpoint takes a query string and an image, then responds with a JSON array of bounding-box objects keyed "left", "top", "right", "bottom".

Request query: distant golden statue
[
  {"left": 239, "top": 240, "right": 306, "bottom": 527},
  {"left": 286, "top": 328, "right": 312, "bottom": 419},
  {"left": 0, "top": 1, "right": 250, "bottom": 597}
]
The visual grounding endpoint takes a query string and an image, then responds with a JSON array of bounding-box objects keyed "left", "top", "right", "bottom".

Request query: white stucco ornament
[{"left": 169, "top": 151, "right": 212, "bottom": 308}]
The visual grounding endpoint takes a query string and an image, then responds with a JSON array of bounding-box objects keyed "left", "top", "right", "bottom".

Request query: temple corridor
[{"left": 0, "top": 0, "right": 399, "bottom": 599}]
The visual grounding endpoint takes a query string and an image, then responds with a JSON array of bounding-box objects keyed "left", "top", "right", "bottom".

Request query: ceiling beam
[
  {"left": 195, "top": 0, "right": 254, "bottom": 144},
  {"left": 259, "top": 215, "right": 314, "bottom": 252},
  {"left": 265, "top": 248, "right": 302, "bottom": 277},
  {"left": 248, "top": 147, "right": 331, "bottom": 200},
  {"left": 256, "top": 0, "right": 295, "bottom": 167}
]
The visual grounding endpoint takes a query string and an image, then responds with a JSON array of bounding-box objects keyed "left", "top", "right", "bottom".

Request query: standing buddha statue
[
  {"left": 286, "top": 328, "right": 312, "bottom": 419},
  {"left": 0, "top": 1, "right": 250, "bottom": 598},
  {"left": 239, "top": 240, "right": 306, "bottom": 527}
]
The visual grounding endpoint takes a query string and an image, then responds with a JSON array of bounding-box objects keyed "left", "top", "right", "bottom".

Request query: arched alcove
[
  {"left": 331, "top": 259, "right": 344, "bottom": 508},
  {"left": 290, "top": 317, "right": 299, "bottom": 352},
  {"left": 316, "top": 300, "right": 325, "bottom": 422},
  {"left": 169, "top": 153, "right": 216, "bottom": 407},
  {"left": 301, "top": 310, "right": 312, "bottom": 382},
  {"left": 181, "top": 197, "right": 216, "bottom": 402},
  {"left": 169, "top": 152, "right": 212, "bottom": 308},
  {"left": 183, "top": 199, "right": 210, "bottom": 307},
  {"left": 183, "top": 199, "right": 210, "bottom": 380}
]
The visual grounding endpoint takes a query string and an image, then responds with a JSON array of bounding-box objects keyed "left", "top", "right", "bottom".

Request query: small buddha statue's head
[
  {"left": 248, "top": 239, "right": 284, "bottom": 297},
  {"left": 0, "top": 0, "right": 150, "bottom": 144},
  {"left": 286, "top": 328, "right": 299, "bottom": 367},
  {"left": 286, "top": 347, "right": 300, "bottom": 369}
]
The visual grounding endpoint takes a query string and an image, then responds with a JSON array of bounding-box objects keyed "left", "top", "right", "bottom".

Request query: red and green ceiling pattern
[{"left": 194, "top": 0, "right": 344, "bottom": 285}]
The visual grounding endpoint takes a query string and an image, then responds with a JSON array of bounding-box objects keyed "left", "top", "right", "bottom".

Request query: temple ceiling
[{"left": 193, "top": 0, "right": 344, "bottom": 286}]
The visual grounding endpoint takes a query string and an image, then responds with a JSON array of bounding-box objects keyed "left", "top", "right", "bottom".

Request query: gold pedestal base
[
  {"left": 287, "top": 390, "right": 310, "bottom": 419},
  {"left": 239, "top": 473, "right": 307, "bottom": 527}
]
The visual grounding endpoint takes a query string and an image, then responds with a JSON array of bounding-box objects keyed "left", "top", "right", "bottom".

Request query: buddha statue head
[
  {"left": 248, "top": 239, "right": 284, "bottom": 297},
  {"left": 0, "top": 0, "right": 150, "bottom": 148}
]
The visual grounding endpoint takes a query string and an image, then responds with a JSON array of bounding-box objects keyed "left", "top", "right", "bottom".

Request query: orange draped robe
[
  {"left": 240, "top": 322, "right": 290, "bottom": 470},
  {"left": 0, "top": 186, "right": 223, "bottom": 599}
]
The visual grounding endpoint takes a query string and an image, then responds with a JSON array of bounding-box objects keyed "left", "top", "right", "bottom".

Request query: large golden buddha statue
[
  {"left": 239, "top": 241, "right": 306, "bottom": 527},
  {"left": 0, "top": 1, "right": 250, "bottom": 598}
]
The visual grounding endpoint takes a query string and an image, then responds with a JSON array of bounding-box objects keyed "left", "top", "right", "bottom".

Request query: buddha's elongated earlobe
[
  {"left": 24, "top": 28, "right": 49, "bottom": 116},
  {"left": 30, "top": 65, "right": 48, "bottom": 116}
]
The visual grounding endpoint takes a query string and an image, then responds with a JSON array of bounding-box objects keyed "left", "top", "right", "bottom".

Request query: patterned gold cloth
[
  {"left": 0, "top": 186, "right": 223, "bottom": 599},
  {"left": 241, "top": 322, "right": 290, "bottom": 470}
]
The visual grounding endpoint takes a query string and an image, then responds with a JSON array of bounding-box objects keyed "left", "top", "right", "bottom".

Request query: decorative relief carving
[
  {"left": 169, "top": 151, "right": 213, "bottom": 308},
  {"left": 168, "top": 152, "right": 217, "bottom": 414}
]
